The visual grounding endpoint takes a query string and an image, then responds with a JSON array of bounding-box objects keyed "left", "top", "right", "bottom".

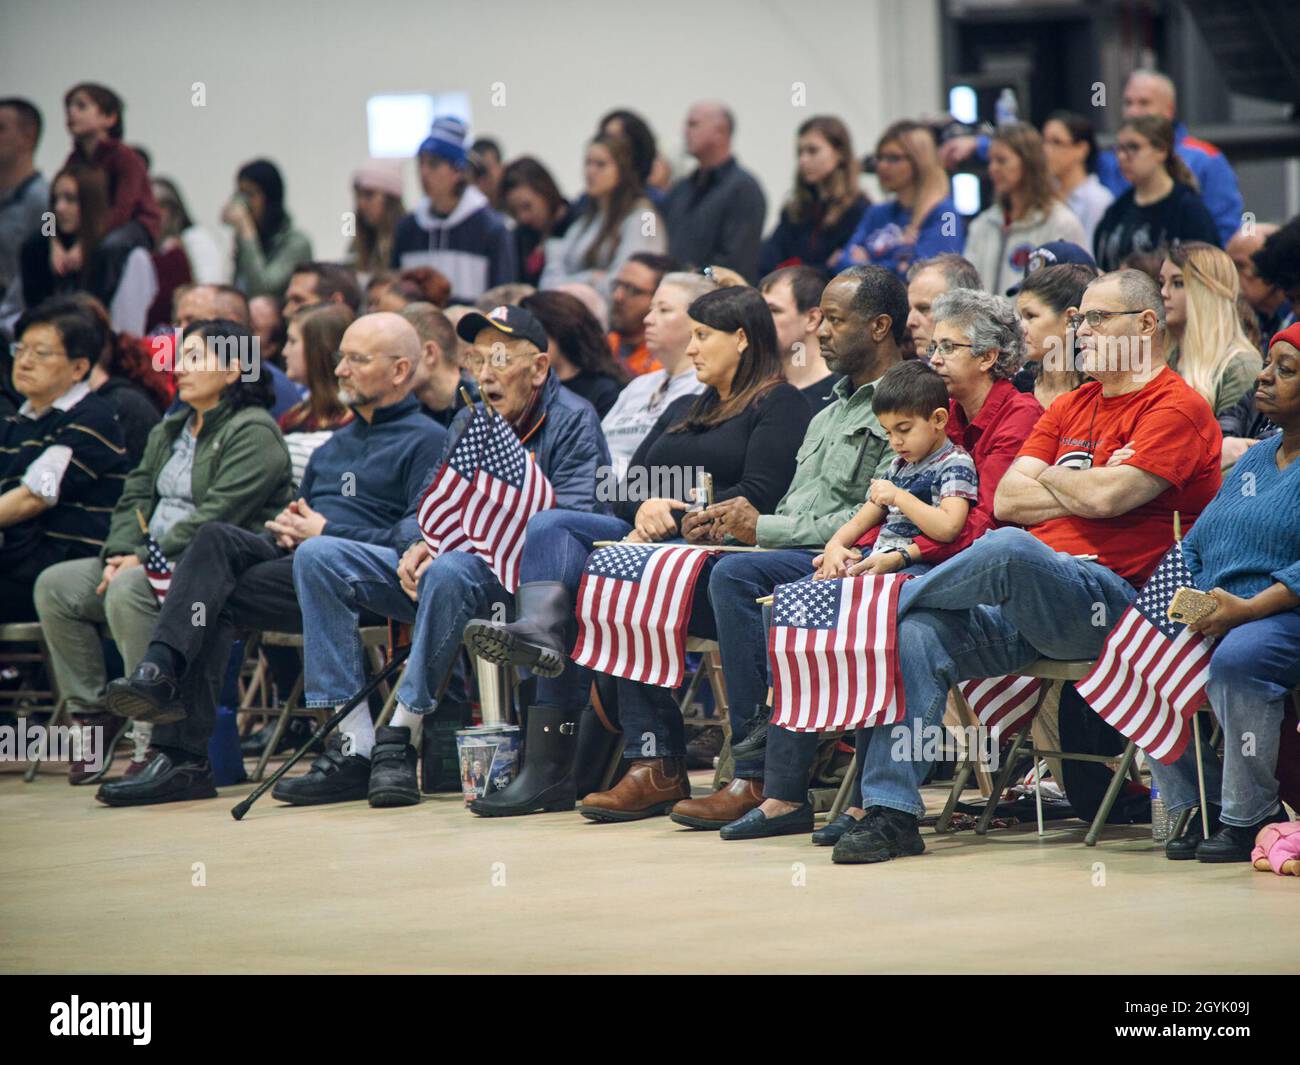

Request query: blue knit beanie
[{"left": 418, "top": 115, "right": 469, "bottom": 167}]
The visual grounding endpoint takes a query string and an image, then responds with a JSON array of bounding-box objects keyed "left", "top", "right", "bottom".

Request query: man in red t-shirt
[{"left": 835, "top": 269, "right": 1223, "bottom": 866}]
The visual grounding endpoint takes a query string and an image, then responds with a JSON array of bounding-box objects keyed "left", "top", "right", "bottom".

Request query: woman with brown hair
[
  {"left": 1094, "top": 115, "right": 1219, "bottom": 270},
  {"left": 500, "top": 156, "right": 573, "bottom": 287},
  {"left": 963, "top": 122, "right": 1086, "bottom": 294},
  {"left": 540, "top": 133, "right": 666, "bottom": 297},
  {"left": 17, "top": 163, "right": 158, "bottom": 334},
  {"left": 1159, "top": 241, "right": 1262, "bottom": 415},
  {"left": 461, "top": 284, "right": 812, "bottom": 818},
  {"left": 760, "top": 115, "right": 869, "bottom": 274},
  {"left": 278, "top": 302, "right": 355, "bottom": 485},
  {"left": 349, "top": 159, "right": 405, "bottom": 280},
  {"left": 836, "top": 119, "right": 962, "bottom": 278},
  {"left": 518, "top": 289, "right": 626, "bottom": 417}
]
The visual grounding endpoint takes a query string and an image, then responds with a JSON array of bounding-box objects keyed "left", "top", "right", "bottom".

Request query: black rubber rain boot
[
  {"left": 470, "top": 705, "right": 577, "bottom": 817},
  {"left": 463, "top": 582, "right": 571, "bottom": 679}
]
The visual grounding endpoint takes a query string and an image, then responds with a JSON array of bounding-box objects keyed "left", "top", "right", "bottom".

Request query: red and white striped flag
[
  {"left": 141, "top": 527, "right": 172, "bottom": 604},
  {"left": 571, "top": 543, "right": 718, "bottom": 688},
  {"left": 956, "top": 676, "right": 1047, "bottom": 735},
  {"left": 415, "top": 407, "right": 554, "bottom": 593},
  {"left": 769, "top": 574, "right": 908, "bottom": 732},
  {"left": 1075, "top": 545, "right": 1213, "bottom": 765}
]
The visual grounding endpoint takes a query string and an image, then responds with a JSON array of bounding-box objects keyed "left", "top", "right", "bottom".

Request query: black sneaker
[
  {"left": 1196, "top": 806, "right": 1290, "bottom": 863},
  {"left": 369, "top": 726, "right": 420, "bottom": 808},
  {"left": 831, "top": 806, "right": 926, "bottom": 865},
  {"left": 271, "top": 740, "right": 370, "bottom": 806}
]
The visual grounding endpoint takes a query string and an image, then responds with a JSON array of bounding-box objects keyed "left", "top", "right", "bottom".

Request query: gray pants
[{"left": 33, "top": 557, "right": 158, "bottom": 717}]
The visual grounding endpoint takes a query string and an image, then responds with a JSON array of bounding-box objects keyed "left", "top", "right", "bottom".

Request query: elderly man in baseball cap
[{"left": 276, "top": 303, "right": 611, "bottom": 809}]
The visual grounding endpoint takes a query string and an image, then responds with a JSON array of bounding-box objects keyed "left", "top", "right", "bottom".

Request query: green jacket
[
  {"left": 234, "top": 223, "right": 314, "bottom": 299},
  {"left": 101, "top": 400, "right": 293, "bottom": 561},
  {"left": 755, "top": 374, "right": 895, "bottom": 550}
]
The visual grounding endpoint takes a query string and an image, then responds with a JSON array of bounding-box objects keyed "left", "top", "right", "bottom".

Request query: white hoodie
[{"left": 964, "top": 201, "right": 1087, "bottom": 295}]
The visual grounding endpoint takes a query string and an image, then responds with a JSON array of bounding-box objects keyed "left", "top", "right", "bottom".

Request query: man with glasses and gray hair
[
  {"left": 99, "top": 312, "right": 444, "bottom": 807},
  {"left": 831, "top": 268, "right": 1224, "bottom": 865}
]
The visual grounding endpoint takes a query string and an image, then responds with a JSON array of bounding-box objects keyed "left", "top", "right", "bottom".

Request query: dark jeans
[
  {"left": 765, "top": 726, "right": 873, "bottom": 805},
  {"left": 151, "top": 523, "right": 301, "bottom": 757},
  {"left": 705, "top": 549, "right": 820, "bottom": 779}
]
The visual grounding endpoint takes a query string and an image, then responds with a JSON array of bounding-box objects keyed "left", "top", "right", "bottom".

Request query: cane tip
[{"left": 231, "top": 801, "right": 250, "bottom": 821}]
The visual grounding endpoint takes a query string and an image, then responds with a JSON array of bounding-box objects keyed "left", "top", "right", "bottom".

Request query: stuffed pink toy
[{"left": 1252, "top": 822, "right": 1300, "bottom": 876}]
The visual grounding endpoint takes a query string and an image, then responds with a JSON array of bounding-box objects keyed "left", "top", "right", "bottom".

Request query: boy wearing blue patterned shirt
[{"left": 817, "top": 361, "right": 977, "bottom": 578}]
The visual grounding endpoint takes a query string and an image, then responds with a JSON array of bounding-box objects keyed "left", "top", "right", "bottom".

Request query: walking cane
[{"left": 231, "top": 644, "right": 412, "bottom": 820}]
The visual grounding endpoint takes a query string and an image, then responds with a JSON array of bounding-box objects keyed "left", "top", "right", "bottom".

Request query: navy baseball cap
[
  {"left": 1006, "top": 241, "right": 1098, "bottom": 296},
  {"left": 456, "top": 305, "right": 549, "bottom": 353}
]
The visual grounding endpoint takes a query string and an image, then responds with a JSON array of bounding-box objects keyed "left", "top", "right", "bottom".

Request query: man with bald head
[
  {"left": 1094, "top": 70, "right": 1243, "bottom": 244},
  {"left": 99, "top": 312, "right": 445, "bottom": 806},
  {"left": 663, "top": 100, "right": 766, "bottom": 282}
]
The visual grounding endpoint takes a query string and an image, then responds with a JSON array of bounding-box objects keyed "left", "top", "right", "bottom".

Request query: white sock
[
  {"left": 338, "top": 704, "right": 375, "bottom": 759},
  {"left": 391, "top": 704, "right": 424, "bottom": 750}
]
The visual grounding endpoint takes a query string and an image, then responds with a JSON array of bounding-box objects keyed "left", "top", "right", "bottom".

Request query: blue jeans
[
  {"left": 762, "top": 562, "right": 934, "bottom": 804},
  {"left": 518, "top": 508, "right": 632, "bottom": 710},
  {"left": 1147, "top": 611, "right": 1300, "bottom": 827},
  {"left": 706, "top": 549, "right": 821, "bottom": 779},
  {"left": 857, "top": 528, "right": 1138, "bottom": 817},
  {"left": 293, "top": 536, "right": 501, "bottom": 714}
]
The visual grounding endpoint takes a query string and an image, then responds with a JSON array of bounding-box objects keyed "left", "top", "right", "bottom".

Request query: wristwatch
[{"left": 893, "top": 548, "right": 912, "bottom": 568}]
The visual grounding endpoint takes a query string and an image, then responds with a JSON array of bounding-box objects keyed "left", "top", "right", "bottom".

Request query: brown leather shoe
[
  {"left": 578, "top": 758, "right": 691, "bottom": 822},
  {"left": 669, "top": 777, "right": 764, "bottom": 829}
]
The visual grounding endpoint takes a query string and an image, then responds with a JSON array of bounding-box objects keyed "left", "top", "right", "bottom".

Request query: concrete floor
[{"left": 2, "top": 762, "right": 1297, "bottom": 974}]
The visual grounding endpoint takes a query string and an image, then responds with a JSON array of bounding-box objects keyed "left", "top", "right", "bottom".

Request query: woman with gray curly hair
[{"left": 916, "top": 285, "right": 1044, "bottom": 550}]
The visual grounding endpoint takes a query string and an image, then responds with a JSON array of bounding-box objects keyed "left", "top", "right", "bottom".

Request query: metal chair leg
[
  {"left": 976, "top": 722, "right": 1031, "bottom": 835},
  {"left": 1085, "top": 740, "right": 1138, "bottom": 846},
  {"left": 253, "top": 672, "right": 303, "bottom": 783},
  {"left": 827, "top": 753, "right": 856, "bottom": 821},
  {"left": 935, "top": 756, "right": 973, "bottom": 833}
]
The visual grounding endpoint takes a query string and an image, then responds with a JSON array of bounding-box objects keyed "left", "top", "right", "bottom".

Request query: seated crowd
[{"left": 2, "top": 69, "right": 1298, "bottom": 875}]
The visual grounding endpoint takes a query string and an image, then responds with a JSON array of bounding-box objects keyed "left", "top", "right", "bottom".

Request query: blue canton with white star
[
  {"left": 773, "top": 578, "right": 839, "bottom": 630},
  {"left": 480, "top": 413, "right": 527, "bottom": 487},
  {"left": 587, "top": 544, "right": 658, "bottom": 581},
  {"left": 447, "top": 413, "right": 489, "bottom": 479},
  {"left": 1134, "top": 546, "right": 1196, "bottom": 639}
]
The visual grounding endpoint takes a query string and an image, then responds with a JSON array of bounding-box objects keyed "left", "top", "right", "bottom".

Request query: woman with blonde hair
[
  {"left": 836, "top": 120, "right": 963, "bottom": 277},
  {"left": 1159, "top": 241, "right": 1262, "bottom": 415},
  {"left": 760, "top": 115, "right": 869, "bottom": 274},
  {"left": 963, "top": 122, "right": 1086, "bottom": 295}
]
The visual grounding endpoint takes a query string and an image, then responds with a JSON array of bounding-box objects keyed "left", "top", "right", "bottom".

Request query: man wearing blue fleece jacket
[
  {"left": 278, "top": 304, "right": 610, "bottom": 809},
  {"left": 98, "top": 313, "right": 445, "bottom": 806},
  {"left": 392, "top": 115, "right": 517, "bottom": 302}
]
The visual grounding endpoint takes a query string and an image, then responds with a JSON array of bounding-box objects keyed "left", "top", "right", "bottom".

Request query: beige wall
[{"left": 2, "top": 0, "right": 942, "bottom": 263}]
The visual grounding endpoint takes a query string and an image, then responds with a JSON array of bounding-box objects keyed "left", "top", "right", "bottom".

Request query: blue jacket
[
  {"left": 1096, "top": 123, "right": 1242, "bottom": 245},
  {"left": 395, "top": 371, "right": 611, "bottom": 550},
  {"left": 833, "top": 196, "right": 965, "bottom": 277},
  {"left": 300, "top": 394, "right": 446, "bottom": 548}
]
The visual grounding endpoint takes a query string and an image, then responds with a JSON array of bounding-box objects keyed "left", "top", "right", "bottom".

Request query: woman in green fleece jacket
[{"left": 34, "top": 319, "right": 292, "bottom": 783}]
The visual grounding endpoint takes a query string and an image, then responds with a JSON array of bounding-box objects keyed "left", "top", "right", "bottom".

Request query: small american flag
[
  {"left": 1075, "top": 545, "right": 1213, "bottom": 765},
  {"left": 956, "top": 676, "right": 1047, "bottom": 735},
  {"left": 416, "top": 407, "right": 554, "bottom": 593},
  {"left": 769, "top": 575, "right": 908, "bottom": 732},
  {"left": 571, "top": 543, "right": 718, "bottom": 688},
  {"left": 141, "top": 527, "right": 171, "bottom": 604}
]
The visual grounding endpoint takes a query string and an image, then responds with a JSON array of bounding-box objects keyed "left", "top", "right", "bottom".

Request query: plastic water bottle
[
  {"left": 995, "top": 88, "right": 1019, "bottom": 127},
  {"left": 1150, "top": 777, "right": 1169, "bottom": 843}
]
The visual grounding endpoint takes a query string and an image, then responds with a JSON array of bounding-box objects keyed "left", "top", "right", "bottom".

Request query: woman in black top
[
  {"left": 1093, "top": 115, "right": 1220, "bottom": 270},
  {"left": 519, "top": 289, "right": 626, "bottom": 418},
  {"left": 461, "top": 285, "right": 812, "bottom": 817}
]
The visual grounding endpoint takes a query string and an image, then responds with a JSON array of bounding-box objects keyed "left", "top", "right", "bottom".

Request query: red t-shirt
[{"left": 1017, "top": 367, "right": 1221, "bottom": 584}]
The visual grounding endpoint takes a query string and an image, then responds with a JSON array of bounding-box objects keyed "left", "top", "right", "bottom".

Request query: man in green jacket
[
  {"left": 579, "top": 266, "right": 907, "bottom": 827},
  {"left": 34, "top": 319, "right": 292, "bottom": 783}
]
